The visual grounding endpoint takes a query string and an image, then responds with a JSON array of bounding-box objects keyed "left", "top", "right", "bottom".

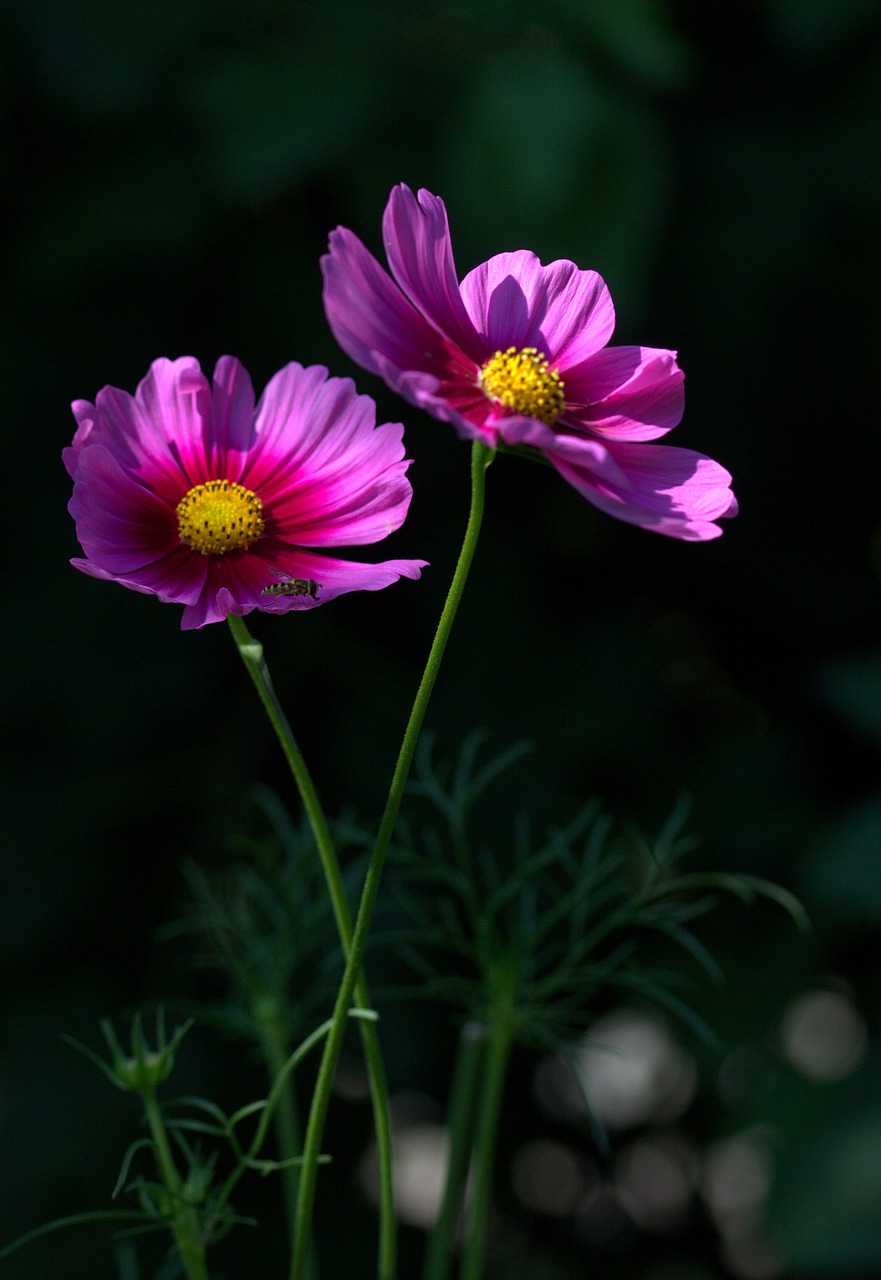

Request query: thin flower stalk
[
  {"left": 228, "top": 613, "right": 396, "bottom": 1280},
  {"left": 291, "top": 441, "right": 495, "bottom": 1280}
]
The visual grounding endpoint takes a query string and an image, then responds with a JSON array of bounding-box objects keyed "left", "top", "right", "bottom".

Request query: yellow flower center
[
  {"left": 478, "top": 346, "right": 565, "bottom": 426},
  {"left": 176, "top": 480, "right": 265, "bottom": 556}
]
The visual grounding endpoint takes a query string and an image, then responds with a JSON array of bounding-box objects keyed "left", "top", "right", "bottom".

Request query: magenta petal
[
  {"left": 70, "top": 443, "right": 177, "bottom": 571},
  {"left": 322, "top": 227, "right": 457, "bottom": 383},
  {"left": 94, "top": 357, "right": 213, "bottom": 489},
  {"left": 460, "top": 252, "right": 615, "bottom": 363},
  {"left": 131, "top": 357, "right": 213, "bottom": 476},
  {"left": 246, "top": 364, "right": 415, "bottom": 546},
  {"left": 250, "top": 363, "right": 376, "bottom": 481},
  {"left": 180, "top": 541, "right": 427, "bottom": 631},
  {"left": 180, "top": 588, "right": 230, "bottom": 630},
  {"left": 206, "top": 356, "right": 257, "bottom": 479},
  {"left": 563, "top": 346, "right": 685, "bottom": 441},
  {"left": 382, "top": 185, "right": 483, "bottom": 361},
  {"left": 267, "top": 429, "right": 415, "bottom": 546},
  {"left": 545, "top": 433, "right": 737, "bottom": 541},
  {"left": 71, "top": 558, "right": 160, "bottom": 597},
  {"left": 72, "top": 545, "right": 208, "bottom": 605},
  {"left": 180, "top": 552, "right": 268, "bottom": 630},
  {"left": 64, "top": 401, "right": 99, "bottom": 477},
  {"left": 256, "top": 547, "right": 426, "bottom": 612},
  {"left": 247, "top": 362, "right": 351, "bottom": 475}
]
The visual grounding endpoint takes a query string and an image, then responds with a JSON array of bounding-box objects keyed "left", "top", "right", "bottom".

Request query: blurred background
[{"left": 2, "top": 0, "right": 881, "bottom": 1276}]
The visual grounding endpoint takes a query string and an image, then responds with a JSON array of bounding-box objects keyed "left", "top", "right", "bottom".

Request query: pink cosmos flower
[
  {"left": 322, "top": 185, "right": 737, "bottom": 541},
  {"left": 65, "top": 356, "right": 426, "bottom": 629}
]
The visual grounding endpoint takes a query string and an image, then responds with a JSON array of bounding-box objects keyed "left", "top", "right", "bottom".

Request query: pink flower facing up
[
  {"left": 322, "top": 185, "right": 737, "bottom": 541},
  {"left": 65, "top": 357, "right": 426, "bottom": 629}
]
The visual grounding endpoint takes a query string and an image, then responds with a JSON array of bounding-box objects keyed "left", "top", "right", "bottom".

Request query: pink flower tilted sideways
[
  {"left": 65, "top": 357, "right": 426, "bottom": 629},
  {"left": 322, "top": 185, "right": 737, "bottom": 541}
]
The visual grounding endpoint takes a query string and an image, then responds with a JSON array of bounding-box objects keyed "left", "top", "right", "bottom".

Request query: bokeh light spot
[{"left": 779, "top": 987, "right": 867, "bottom": 1081}]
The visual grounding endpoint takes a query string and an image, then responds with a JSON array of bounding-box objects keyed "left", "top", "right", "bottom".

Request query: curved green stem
[
  {"left": 290, "top": 441, "right": 495, "bottom": 1280},
  {"left": 227, "top": 614, "right": 395, "bottom": 1279},
  {"left": 209, "top": 1017, "right": 335, "bottom": 1228}
]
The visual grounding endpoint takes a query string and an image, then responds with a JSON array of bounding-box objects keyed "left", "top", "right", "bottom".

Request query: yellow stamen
[
  {"left": 176, "top": 479, "right": 265, "bottom": 556},
  {"left": 478, "top": 346, "right": 565, "bottom": 426}
]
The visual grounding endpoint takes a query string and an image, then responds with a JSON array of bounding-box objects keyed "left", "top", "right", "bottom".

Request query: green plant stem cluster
[
  {"left": 9, "top": 432, "right": 807, "bottom": 1280},
  {"left": 230, "top": 441, "right": 496, "bottom": 1280},
  {"left": 141, "top": 1088, "right": 210, "bottom": 1280}
]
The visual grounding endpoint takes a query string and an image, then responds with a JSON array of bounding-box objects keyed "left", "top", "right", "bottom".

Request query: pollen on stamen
[
  {"left": 176, "top": 479, "right": 265, "bottom": 556},
  {"left": 478, "top": 346, "right": 565, "bottom": 426}
]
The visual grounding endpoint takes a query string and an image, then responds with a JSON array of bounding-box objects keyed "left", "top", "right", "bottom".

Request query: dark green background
[{"left": 3, "top": 0, "right": 881, "bottom": 1276}]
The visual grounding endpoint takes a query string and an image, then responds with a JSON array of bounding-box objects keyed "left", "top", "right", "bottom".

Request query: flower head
[
  {"left": 65, "top": 357, "right": 426, "bottom": 629},
  {"left": 322, "top": 185, "right": 737, "bottom": 540}
]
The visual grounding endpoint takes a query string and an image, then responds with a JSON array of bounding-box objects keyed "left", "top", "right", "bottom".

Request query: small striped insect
[{"left": 260, "top": 571, "right": 321, "bottom": 608}]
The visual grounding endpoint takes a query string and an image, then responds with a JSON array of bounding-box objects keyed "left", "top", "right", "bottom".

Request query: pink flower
[
  {"left": 65, "top": 357, "right": 426, "bottom": 629},
  {"left": 322, "top": 185, "right": 737, "bottom": 541}
]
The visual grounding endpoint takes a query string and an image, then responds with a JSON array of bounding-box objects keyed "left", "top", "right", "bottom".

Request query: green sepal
[{"left": 63, "top": 1009, "right": 193, "bottom": 1095}]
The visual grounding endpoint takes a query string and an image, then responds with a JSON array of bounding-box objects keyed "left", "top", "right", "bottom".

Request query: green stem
[
  {"left": 290, "top": 441, "right": 495, "bottom": 1280},
  {"left": 422, "top": 1022, "right": 487, "bottom": 1280},
  {"left": 142, "top": 1088, "right": 209, "bottom": 1280},
  {"left": 459, "top": 996, "right": 516, "bottom": 1280},
  {"left": 226, "top": 613, "right": 348, "bottom": 932},
  {"left": 227, "top": 613, "right": 395, "bottom": 1279}
]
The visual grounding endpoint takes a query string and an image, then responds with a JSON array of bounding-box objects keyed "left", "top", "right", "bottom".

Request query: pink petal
[
  {"left": 266, "top": 437, "right": 414, "bottom": 546},
  {"left": 554, "top": 441, "right": 737, "bottom": 540},
  {"left": 247, "top": 362, "right": 351, "bottom": 475},
  {"left": 181, "top": 551, "right": 270, "bottom": 630},
  {"left": 255, "top": 545, "right": 426, "bottom": 612},
  {"left": 322, "top": 227, "right": 460, "bottom": 384},
  {"left": 382, "top": 185, "right": 483, "bottom": 361},
  {"left": 206, "top": 356, "right": 257, "bottom": 479},
  {"left": 63, "top": 401, "right": 98, "bottom": 477},
  {"left": 71, "top": 558, "right": 159, "bottom": 597},
  {"left": 72, "top": 545, "right": 208, "bottom": 606},
  {"left": 563, "top": 346, "right": 685, "bottom": 441},
  {"left": 249, "top": 363, "right": 375, "bottom": 480},
  {"left": 244, "top": 364, "right": 416, "bottom": 546},
  {"left": 460, "top": 252, "right": 615, "bottom": 365},
  {"left": 69, "top": 443, "right": 177, "bottom": 572},
  {"left": 501, "top": 420, "right": 736, "bottom": 540},
  {"left": 94, "top": 357, "right": 213, "bottom": 493}
]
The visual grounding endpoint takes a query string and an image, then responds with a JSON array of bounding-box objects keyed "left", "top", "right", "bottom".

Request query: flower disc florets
[
  {"left": 176, "top": 480, "right": 265, "bottom": 555},
  {"left": 322, "top": 184, "right": 738, "bottom": 541},
  {"left": 479, "top": 347, "right": 565, "bottom": 426},
  {"left": 65, "top": 357, "right": 426, "bottom": 629}
]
